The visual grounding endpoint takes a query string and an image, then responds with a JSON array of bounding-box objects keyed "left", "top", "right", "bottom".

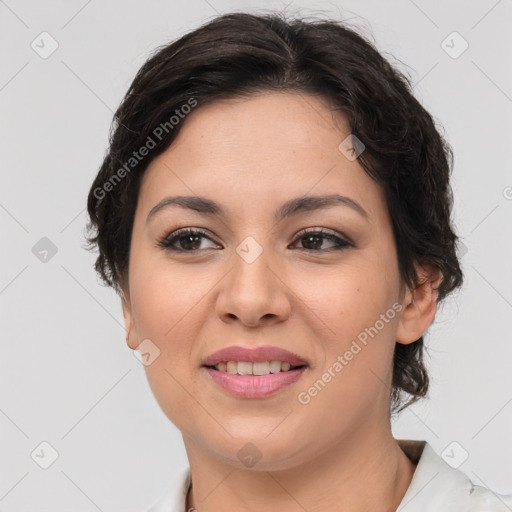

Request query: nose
[{"left": 215, "top": 248, "right": 292, "bottom": 328}]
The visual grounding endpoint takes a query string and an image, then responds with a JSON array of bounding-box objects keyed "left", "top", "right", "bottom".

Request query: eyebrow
[{"left": 146, "top": 193, "right": 369, "bottom": 224}]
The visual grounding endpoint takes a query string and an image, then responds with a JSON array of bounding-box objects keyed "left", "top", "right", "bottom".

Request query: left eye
[
  {"left": 157, "top": 227, "right": 352, "bottom": 253},
  {"left": 289, "top": 228, "right": 352, "bottom": 251}
]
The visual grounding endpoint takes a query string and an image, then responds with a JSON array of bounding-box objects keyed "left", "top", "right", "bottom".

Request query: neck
[{"left": 183, "top": 424, "right": 417, "bottom": 512}]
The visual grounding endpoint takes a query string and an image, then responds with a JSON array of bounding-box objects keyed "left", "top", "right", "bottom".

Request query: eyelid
[
  {"left": 291, "top": 226, "right": 353, "bottom": 246},
  {"left": 156, "top": 225, "right": 354, "bottom": 254},
  {"left": 156, "top": 226, "right": 221, "bottom": 250}
]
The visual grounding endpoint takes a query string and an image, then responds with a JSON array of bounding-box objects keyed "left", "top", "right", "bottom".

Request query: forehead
[
  {"left": 166, "top": 90, "right": 351, "bottom": 153},
  {"left": 137, "top": 91, "right": 384, "bottom": 221}
]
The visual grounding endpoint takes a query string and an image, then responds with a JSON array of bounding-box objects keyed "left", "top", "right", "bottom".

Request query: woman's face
[{"left": 122, "top": 91, "right": 424, "bottom": 470}]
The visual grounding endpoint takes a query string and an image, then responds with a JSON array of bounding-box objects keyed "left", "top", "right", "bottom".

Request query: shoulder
[
  {"left": 143, "top": 466, "right": 191, "bottom": 512},
  {"left": 397, "top": 439, "right": 512, "bottom": 511},
  {"left": 466, "top": 484, "right": 512, "bottom": 511}
]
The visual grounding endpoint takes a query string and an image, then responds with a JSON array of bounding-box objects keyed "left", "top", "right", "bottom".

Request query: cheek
[
  {"left": 293, "top": 257, "right": 398, "bottom": 399},
  {"left": 297, "top": 305, "right": 397, "bottom": 435},
  {"left": 129, "top": 269, "right": 208, "bottom": 373},
  {"left": 129, "top": 250, "right": 211, "bottom": 340},
  {"left": 128, "top": 257, "right": 215, "bottom": 431},
  {"left": 292, "top": 255, "right": 396, "bottom": 338}
]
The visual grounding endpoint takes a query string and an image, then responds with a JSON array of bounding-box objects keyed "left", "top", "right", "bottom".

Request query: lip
[
  {"left": 203, "top": 366, "right": 308, "bottom": 398},
  {"left": 202, "top": 345, "right": 309, "bottom": 367}
]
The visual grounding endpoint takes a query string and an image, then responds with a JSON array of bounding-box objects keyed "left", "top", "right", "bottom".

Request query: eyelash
[{"left": 155, "top": 227, "right": 353, "bottom": 253}]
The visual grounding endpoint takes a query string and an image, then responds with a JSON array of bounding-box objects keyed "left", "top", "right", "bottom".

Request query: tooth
[
  {"left": 269, "top": 360, "right": 282, "bottom": 373},
  {"left": 227, "top": 361, "right": 238, "bottom": 374},
  {"left": 237, "top": 361, "right": 253, "bottom": 375},
  {"left": 218, "top": 360, "right": 296, "bottom": 374},
  {"left": 253, "top": 361, "right": 270, "bottom": 375}
]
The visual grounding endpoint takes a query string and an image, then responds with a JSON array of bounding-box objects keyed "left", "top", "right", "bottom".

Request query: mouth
[
  {"left": 201, "top": 361, "right": 309, "bottom": 398},
  {"left": 201, "top": 345, "right": 310, "bottom": 397},
  {"left": 203, "top": 361, "right": 308, "bottom": 375}
]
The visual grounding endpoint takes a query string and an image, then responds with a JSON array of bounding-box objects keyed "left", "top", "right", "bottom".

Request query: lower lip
[{"left": 203, "top": 366, "right": 308, "bottom": 398}]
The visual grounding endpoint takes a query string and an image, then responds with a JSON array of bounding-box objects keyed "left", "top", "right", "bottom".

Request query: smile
[
  {"left": 203, "top": 364, "right": 308, "bottom": 398},
  {"left": 206, "top": 360, "right": 306, "bottom": 375}
]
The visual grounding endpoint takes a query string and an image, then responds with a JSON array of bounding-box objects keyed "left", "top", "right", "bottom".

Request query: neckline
[{"left": 184, "top": 439, "right": 427, "bottom": 510}]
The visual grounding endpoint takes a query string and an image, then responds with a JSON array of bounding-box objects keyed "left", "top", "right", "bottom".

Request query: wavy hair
[{"left": 85, "top": 11, "right": 464, "bottom": 414}]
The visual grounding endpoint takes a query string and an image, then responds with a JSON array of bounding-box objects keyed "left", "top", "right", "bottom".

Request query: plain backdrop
[{"left": 1, "top": 0, "right": 511, "bottom": 510}]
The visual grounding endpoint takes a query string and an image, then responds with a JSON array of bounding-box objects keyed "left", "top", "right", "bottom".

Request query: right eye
[{"left": 156, "top": 227, "right": 221, "bottom": 252}]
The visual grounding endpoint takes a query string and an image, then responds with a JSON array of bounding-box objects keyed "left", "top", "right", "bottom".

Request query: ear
[
  {"left": 121, "top": 284, "right": 139, "bottom": 350},
  {"left": 395, "top": 263, "right": 442, "bottom": 345}
]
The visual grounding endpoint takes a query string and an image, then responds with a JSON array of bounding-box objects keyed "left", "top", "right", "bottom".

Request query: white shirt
[{"left": 145, "top": 439, "right": 512, "bottom": 511}]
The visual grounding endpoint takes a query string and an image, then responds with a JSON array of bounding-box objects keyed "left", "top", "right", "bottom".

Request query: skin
[{"left": 121, "top": 91, "right": 441, "bottom": 512}]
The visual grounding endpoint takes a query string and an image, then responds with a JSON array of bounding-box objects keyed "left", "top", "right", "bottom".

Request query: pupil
[
  {"left": 181, "top": 234, "right": 201, "bottom": 250},
  {"left": 303, "top": 234, "right": 322, "bottom": 249}
]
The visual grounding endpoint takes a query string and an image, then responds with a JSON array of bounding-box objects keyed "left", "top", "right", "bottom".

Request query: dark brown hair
[{"left": 85, "top": 11, "right": 464, "bottom": 414}]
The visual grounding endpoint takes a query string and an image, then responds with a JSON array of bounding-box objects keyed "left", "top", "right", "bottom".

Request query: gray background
[{"left": 1, "top": 0, "right": 511, "bottom": 510}]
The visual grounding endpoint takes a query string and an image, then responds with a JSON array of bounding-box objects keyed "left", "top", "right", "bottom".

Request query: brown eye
[
  {"left": 157, "top": 228, "right": 220, "bottom": 252},
  {"left": 291, "top": 228, "right": 352, "bottom": 252}
]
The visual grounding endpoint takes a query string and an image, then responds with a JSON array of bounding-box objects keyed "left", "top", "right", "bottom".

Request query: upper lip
[{"left": 202, "top": 345, "right": 309, "bottom": 367}]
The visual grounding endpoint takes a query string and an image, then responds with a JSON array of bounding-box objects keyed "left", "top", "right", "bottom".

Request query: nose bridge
[
  {"left": 216, "top": 234, "right": 290, "bottom": 325},
  {"left": 230, "top": 235, "right": 277, "bottom": 299}
]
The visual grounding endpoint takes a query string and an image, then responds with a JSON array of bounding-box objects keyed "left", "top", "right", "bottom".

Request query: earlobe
[
  {"left": 395, "top": 263, "right": 442, "bottom": 345},
  {"left": 121, "top": 287, "right": 139, "bottom": 350}
]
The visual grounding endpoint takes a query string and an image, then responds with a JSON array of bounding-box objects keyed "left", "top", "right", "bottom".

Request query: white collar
[
  {"left": 396, "top": 439, "right": 512, "bottom": 510},
  {"left": 145, "top": 439, "right": 512, "bottom": 511}
]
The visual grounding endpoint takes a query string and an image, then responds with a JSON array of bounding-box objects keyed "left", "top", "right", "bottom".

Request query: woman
[{"left": 85, "top": 11, "right": 512, "bottom": 512}]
